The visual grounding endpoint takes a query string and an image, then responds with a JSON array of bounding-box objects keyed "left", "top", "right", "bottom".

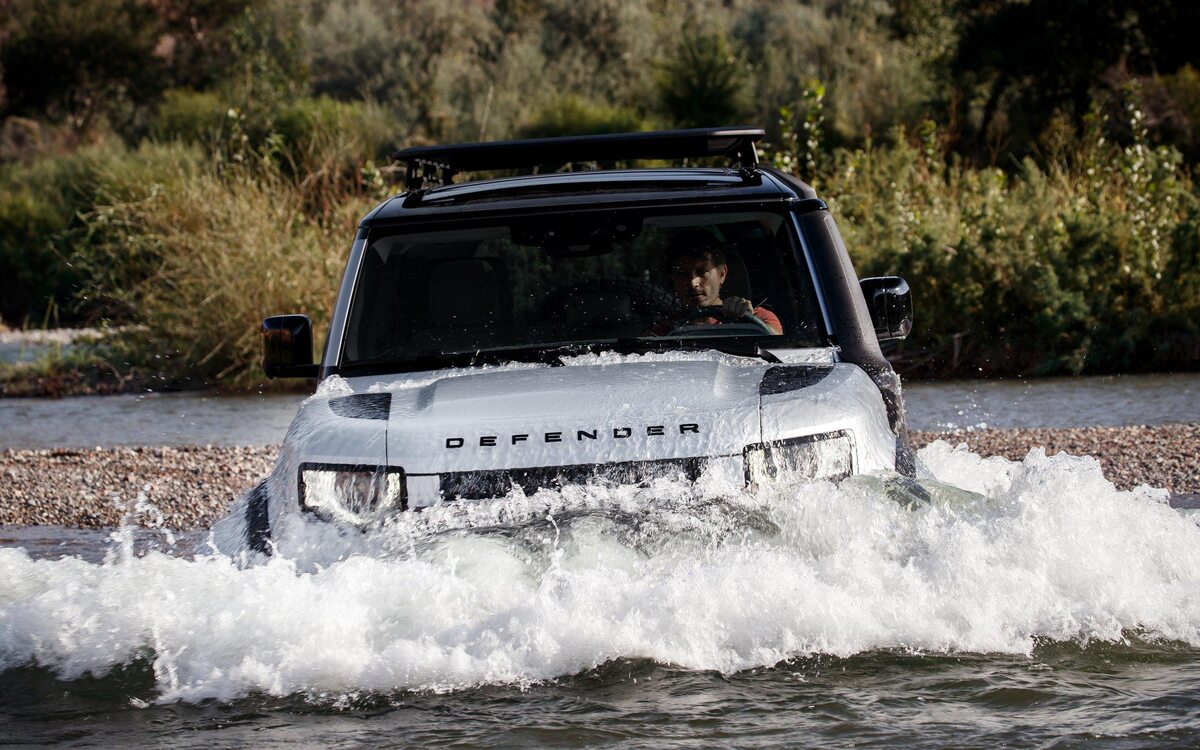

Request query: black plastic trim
[
  {"left": 245, "top": 480, "right": 271, "bottom": 555},
  {"left": 395, "top": 127, "right": 765, "bottom": 190},
  {"left": 760, "top": 166, "right": 820, "bottom": 200},
  {"left": 794, "top": 210, "right": 913, "bottom": 476},
  {"left": 759, "top": 365, "right": 834, "bottom": 396},
  {"left": 790, "top": 197, "right": 829, "bottom": 214},
  {"left": 432, "top": 456, "right": 714, "bottom": 501},
  {"left": 328, "top": 393, "right": 392, "bottom": 420},
  {"left": 415, "top": 172, "right": 762, "bottom": 208},
  {"left": 368, "top": 189, "right": 792, "bottom": 224}
]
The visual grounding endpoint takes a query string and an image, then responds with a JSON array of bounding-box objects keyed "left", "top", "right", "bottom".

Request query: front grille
[{"left": 439, "top": 457, "right": 706, "bottom": 500}]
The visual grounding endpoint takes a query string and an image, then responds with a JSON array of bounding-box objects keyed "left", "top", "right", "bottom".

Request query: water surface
[
  {"left": 2, "top": 372, "right": 1198, "bottom": 451},
  {"left": 0, "top": 391, "right": 304, "bottom": 449},
  {"left": 903, "top": 372, "right": 1200, "bottom": 431},
  {"left": 2, "top": 444, "right": 1198, "bottom": 747}
]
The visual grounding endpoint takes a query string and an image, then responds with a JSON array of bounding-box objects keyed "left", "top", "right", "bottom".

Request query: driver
[{"left": 648, "top": 229, "right": 782, "bottom": 336}]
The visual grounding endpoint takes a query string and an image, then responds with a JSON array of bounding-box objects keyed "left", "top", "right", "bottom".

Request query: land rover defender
[{"left": 232, "top": 127, "right": 914, "bottom": 553}]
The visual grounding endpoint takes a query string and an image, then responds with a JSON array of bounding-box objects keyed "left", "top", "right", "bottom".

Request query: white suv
[{"left": 223, "top": 127, "right": 914, "bottom": 554}]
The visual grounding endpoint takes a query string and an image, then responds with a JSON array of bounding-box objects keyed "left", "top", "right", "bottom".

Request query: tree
[
  {"left": 0, "top": 0, "right": 166, "bottom": 131},
  {"left": 953, "top": 0, "right": 1200, "bottom": 157},
  {"left": 658, "top": 28, "right": 750, "bottom": 129}
]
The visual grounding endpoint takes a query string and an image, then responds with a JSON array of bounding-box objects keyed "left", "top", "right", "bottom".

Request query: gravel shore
[
  {"left": 0, "top": 446, "right": 276, "bottom": 528},
  {"left": 1, "top": 424, "right": 1197, "bottom": 529}
]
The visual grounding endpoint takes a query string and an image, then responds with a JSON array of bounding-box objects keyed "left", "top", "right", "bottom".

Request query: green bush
[
  {"left": 0, "top": 0, "right": 165, "bottom": 132},
  {"left": 657, "top": 28, "right": 751, "bottom": 129},
  {"left": 519, "top": 96, "right": 651, "bottom": 139},
  {"left": 273, "top": 96, "right": 394, "bottom": 163},
  {"left": 0, "top": 181, "right": 77, "bottom": 324},
  {"left": 0, "top": 141, "right": 203, "bottom": 324},
  {"left": 79, "top": 156, "right": 375, "bottom": 387},
  {"left": 733, "top": 2, "right": 935, "bottom": 146},
  {"left": 150, "top": 89, "right": 228, "bottom": 143},
  {"left": 819, "top": 110, "right": 1200, "bottom": 376}
]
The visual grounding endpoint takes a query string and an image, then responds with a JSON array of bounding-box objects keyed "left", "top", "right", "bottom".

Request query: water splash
[{"left": 1, "top": 442, "right": 1198, "bottom": 703}]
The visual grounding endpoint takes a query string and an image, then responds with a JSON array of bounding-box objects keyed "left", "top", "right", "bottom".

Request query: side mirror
[
  {"left": 859, "top": 276, "right": 913, "bottom": 341},
  {"left": 262, "top": 315, "right": 320, "bottom": 378}
]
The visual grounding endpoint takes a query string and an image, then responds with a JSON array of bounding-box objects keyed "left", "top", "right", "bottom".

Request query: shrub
[
  {"left": 537, "top": 0, "right": 661, "bottom": 109},
  {"left": 0, "top": 0, "right": 166, "bottom": 132},
  {"left": 732, "top": 1, "right": 935, "bottom": 146},
  {"left": 657, "top": 28, "right": 751, "bottom": 128},
  {"left": 519, "top": 96, "right": 651, "bottom": 139},
  {"left": 78, "top": 156, "right": 374, "bottom": 387},
  {"left": 0, "top": 180, "right": 77, "bottom": 324},
  {"left": 272, "top": 96, "right": 394, "bottom": 163},
  {"left": 0, "top": 140, "right": 203, "bottom": 325},
  {"left": 302, "top": 0, "right": 496, "bottom": 142},
  {"left": 822, "top": 108, "right": 1200, "bottom": 376},
  {"left": 150, "top": 89, "right": 228, "bottom": 143}
]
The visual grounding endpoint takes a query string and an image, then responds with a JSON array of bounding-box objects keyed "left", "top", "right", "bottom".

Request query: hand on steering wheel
[
  {"left": 667, "top": 298, "right": 775, "bottom": 336},
  {"left": 721, "top": 295, "right": 754, "bottom": 320}
]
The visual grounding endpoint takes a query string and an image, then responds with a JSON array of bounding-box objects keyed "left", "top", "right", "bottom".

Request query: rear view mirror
[
  {"left": 262, "top": 314, "right": 320, "bottom": 378},
  {"left": 859, "top": 276, "right": 913, "bottom": 341}
]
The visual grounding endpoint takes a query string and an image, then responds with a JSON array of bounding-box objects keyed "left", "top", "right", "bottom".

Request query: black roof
[
  {"left": 365, "top": 169, "right": 819, "bottom": 224},
  {"left": 364, "top": 127, "right": 820, "bottom": 225}
]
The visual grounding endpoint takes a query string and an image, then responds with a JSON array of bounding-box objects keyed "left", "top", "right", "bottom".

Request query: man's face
[{"left": 670, "top": 254, "right": 728, "bottom": 308}]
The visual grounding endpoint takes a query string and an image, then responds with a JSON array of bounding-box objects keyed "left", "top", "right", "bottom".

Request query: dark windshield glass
[{"left": 341, "top": 207, "right": 824, "bottom": 369}]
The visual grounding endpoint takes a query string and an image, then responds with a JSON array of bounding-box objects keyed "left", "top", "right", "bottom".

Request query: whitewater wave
[{"left": 1, "top": 442, "right": 1198, "bottom": 703}]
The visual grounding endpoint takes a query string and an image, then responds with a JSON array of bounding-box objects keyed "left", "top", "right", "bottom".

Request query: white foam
[
  {"left": 2, "top": 442, "right": 1198, "bottom": 703},
  {"left": 347, "top": 350, "right": 759, "bottom": 395}
]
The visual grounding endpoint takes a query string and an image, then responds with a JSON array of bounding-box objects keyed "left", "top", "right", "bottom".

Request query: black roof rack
[{"left": 393, "top": 126, "right": 765, "bottom": 192}]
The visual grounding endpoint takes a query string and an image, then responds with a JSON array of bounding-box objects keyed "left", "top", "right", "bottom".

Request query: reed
[
  {"left": 819, "top": 114, "right": 1200, "bottom": 376},
  {"left": 77, "top": 153, "right": 375, "bottom": 387}
]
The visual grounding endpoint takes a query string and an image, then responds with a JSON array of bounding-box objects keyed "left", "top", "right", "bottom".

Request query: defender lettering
[{"left": 444, "top": 423, "right": 702, "bottom": 449}]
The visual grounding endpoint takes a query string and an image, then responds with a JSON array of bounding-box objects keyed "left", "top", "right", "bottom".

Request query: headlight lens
[
  {"left": 299, "top": 463, "right": 406, "bottom": 525},
  {"left": 745, "top": 432, "right": 854, "bottom": 484}
]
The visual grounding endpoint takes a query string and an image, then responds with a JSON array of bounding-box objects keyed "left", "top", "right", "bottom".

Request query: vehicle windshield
[{"left": 340, "top": 206, "right": 825, "bottom": 372}]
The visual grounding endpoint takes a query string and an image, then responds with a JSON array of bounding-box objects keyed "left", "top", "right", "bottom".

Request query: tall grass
[
  {"left": 817, "top": 110, "right": 1200, "bottom": 376},
  {"left": 78, "top": 154, "right": 375, "bottom": 387},
  {"left": 0, "top": 141, "right": 204, "bottom": 324}
]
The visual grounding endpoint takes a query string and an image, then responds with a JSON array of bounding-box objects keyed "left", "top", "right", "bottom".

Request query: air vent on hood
[
  {"left": 328, "top": 393, "right": 392, "bottom": 420},
  {"left": 760, "top": 365, "right": 833, "bottom": 396}
]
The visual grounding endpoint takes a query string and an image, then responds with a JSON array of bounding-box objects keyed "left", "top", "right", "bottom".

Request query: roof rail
[{"left": 393, "top": 126, "right": 765, "bottom": 192}]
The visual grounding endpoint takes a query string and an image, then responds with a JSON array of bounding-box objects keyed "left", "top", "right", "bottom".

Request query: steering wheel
[{"left": 665, "top": 305, "right": 775, "bottom": 336}]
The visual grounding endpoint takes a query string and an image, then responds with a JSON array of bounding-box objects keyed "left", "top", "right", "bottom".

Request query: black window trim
[{"left": 333, "top": 199, "right": 832, "bottom": 376}]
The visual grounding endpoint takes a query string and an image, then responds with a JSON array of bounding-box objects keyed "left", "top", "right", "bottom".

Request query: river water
[
  {"left": 2, "top": 375, "right": 1199, "bottom": 746},
  {"left": 1, "top": 372, "right": 1199, "bottom": 449}
]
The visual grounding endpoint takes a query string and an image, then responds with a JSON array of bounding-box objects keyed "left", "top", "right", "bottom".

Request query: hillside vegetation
[{"left": 2, "top": 0, "right": 1199, "bottom": 387}]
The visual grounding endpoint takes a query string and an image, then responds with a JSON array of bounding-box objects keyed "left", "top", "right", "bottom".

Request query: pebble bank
[{"left": 0, "top": 424, "right": 1196, "bottom": 528}]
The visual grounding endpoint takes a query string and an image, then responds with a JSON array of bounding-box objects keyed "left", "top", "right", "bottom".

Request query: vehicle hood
[{"left": 373, "top": 357, "right": 766, "bottom": 473}]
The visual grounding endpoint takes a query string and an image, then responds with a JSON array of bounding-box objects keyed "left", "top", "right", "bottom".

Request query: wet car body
[{"left": 229, "top": 127, "right": 914, "bottom": 553}]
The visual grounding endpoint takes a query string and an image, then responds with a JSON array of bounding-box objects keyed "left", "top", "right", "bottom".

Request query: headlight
[
  {"left": 744, "top": 432, "right": 854, "bottom": 484},
  {"left": 298, "top": 463, "right": 406, "bottom": 525}
]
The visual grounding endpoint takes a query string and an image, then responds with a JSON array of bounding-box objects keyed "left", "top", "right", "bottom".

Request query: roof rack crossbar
[{"left": 394, "top": 126, "right": 765, "bottom": 192}]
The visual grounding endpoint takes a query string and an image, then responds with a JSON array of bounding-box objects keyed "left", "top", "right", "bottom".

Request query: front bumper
[{"left": 299, "top": 431, "right": 854, "bottom": 519}]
